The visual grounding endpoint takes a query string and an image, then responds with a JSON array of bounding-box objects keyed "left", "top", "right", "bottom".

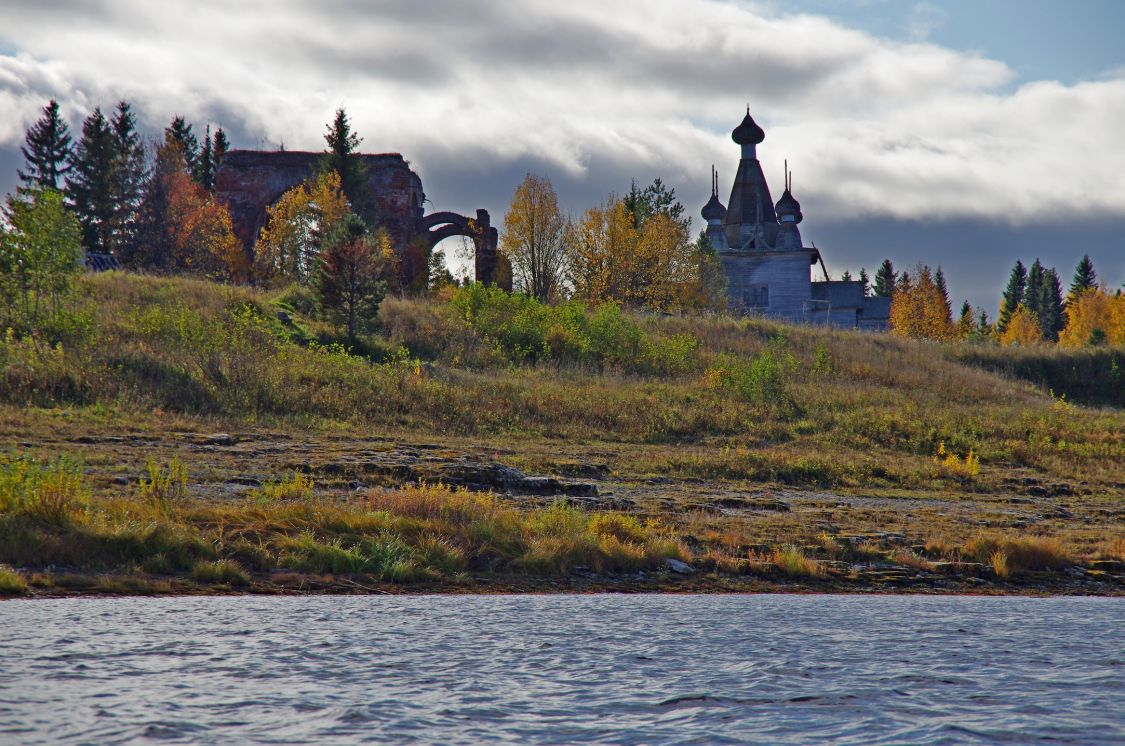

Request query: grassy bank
[{"left": 1, "top": 272, "right": 1122, "bottom": 596}]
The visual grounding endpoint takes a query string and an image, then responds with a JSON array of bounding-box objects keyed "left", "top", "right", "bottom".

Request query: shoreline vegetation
[{"left": 1, "top": 273, "right": 1123, "bottom": 598}]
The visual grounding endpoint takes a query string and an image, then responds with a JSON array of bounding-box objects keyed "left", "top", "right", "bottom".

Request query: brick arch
[
  {"left": 420, "top": 210, "right": 509, "bottom": 289},
  {"left": 215, "top": 149, "right": 508, "bottom": 287}
]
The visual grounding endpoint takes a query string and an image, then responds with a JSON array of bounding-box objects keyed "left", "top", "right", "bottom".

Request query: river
[{"left": 1, "top": 594, "right": 1122, "bottom": 744}]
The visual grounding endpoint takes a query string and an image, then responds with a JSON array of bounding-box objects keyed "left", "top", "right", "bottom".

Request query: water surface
[{"left": 1, "top": 594, "right": 1122, "bottom": 744}]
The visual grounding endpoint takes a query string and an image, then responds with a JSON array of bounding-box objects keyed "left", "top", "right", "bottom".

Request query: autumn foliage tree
[
  {"left": 889, "top": 265, "right": 954, "bottom": 340},
  {"left": 999, "top": 305, "right": 1044, "bottom": 346},
  {"left": 134, "top": 142, "right": 244, "bottom": 279},
  {"left": 1058, "top": 288, "right": 1125, "bottom": 348},
  {"left": 501, "top": 172, "right": 568, "bottom": 302},
  {"left": 254, "top": 171, "right": 350, "bottom": 286},
  {"left": 569, "top": 195, "right": 705, "bottom": 311}
]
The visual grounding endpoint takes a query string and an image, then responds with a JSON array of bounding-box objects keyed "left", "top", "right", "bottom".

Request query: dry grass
[
  {"left": 964, "top": 535, "right": 1073, "bottom": 576},
  {"left": 0, "top": 565, "right": 27, "bottom": 595}
]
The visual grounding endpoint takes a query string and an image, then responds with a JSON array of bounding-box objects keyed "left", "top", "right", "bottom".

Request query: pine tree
[
  {"left": 841, "top": 270, "right": 853, "bottom": 282},
  {"left": 18, "top": 99, "right": 73, "bottom": 190},
  {"left": 858, "top": 268, "right": 870, "bottom": 297},
  {"left": 165, "top": 115, "right": 199, "bottom": 175},
  {"left": 108, "top": 101, "right": 146, "bottom": 260},
  {"left": 873, "top": 259, "right": 896, "bottom": 297},
  {"left": 997, "top": 260, "right": 1026, "bottom": 334},
  {"left": 935, "top": 266, "right": 952, "bottom": 320},
  {"left": 955, "top": 300, "right": 975, "bottom": 339},
  {"left": 321, "top": 108, "right": 372, "bottom": 222},
  {"left": 1068, "top": 255, "right": 1097, "bottom": 303},
  {"left": 1037, "top": 267, "right": 1066, "bottom": 342},
  {"left": 196, "top": 125, "right": 215, "bottom": 191},
  {"left": 65, "top": 107, "right": 117, "bottom": 254},
  {"left": 316, "top": 214, "right": 386, "bottom": 340}
]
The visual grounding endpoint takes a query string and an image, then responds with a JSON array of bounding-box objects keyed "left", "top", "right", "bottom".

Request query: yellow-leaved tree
[
  {"left": 1059, "top": 288, "right": 1125, "bottom": 347},
  {"left": 501, "top": 172, "right": 568, "bottom": 302},
  {"left": 569, "top": 196, "right": 702, "bottom": 311},
  {"left": 889, "top": 265, "right": 953, "bottom": 340},
  {"left": 999, "top": 304, "right": 1044, "bottom": 346},
  {"left": 254, "top": 171, "right": 349, "bottom": 286}
]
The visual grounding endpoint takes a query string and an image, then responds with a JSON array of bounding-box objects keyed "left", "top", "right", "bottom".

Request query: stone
[{"left": 665, "top": 558, "right": 694, "bottom": 574}]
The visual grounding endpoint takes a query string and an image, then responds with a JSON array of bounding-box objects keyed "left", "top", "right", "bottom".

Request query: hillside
[{"left": 0, "top": 272, "right": 1122, "bottom": 596}]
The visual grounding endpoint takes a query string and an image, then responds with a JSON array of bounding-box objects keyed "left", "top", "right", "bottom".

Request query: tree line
[{"left": 881, "top": 254, "right": 1123, "bottom": 347}]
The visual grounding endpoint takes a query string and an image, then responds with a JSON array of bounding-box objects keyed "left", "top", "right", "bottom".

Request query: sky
[{"left": 1, "top": 0, "right": 1123, "bottom": 310}]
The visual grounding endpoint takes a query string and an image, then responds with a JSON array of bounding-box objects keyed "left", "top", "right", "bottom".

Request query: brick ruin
[{"left": 215, "top": 150, "right": 507, "bottom": 287}]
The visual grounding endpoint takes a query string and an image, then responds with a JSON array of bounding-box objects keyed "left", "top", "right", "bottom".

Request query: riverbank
[{"left": 1, "top": 273, "right": 1123, "bottom": 597}]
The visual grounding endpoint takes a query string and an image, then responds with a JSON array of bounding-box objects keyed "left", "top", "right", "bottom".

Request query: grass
[{"left": 0, "top": 271, "right": 1122, "bottom": 594}]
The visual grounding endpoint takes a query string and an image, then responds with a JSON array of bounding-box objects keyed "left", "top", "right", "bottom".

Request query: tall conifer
[
  {"left": 997, "top": 260, "right": 1026, "bottom": 334},
  {"left": 1068, "top": 255, "right": 1097, "bottom": 303},
  {"left": 873, "top": 259, "right": 896, "bottom": 297},
  {"left": 935, "top": 266, "right": 952, "bottom": 320},
  {"left": 213, "top": 128, "right": 230, "bottom": 167},
  {"left": 165, "top": 116, "right": 199, "bottom": 175},
  {"left": 65, "top": 108, "right": 116, "bottom": 254},
  {"left": 858, "top": 268, "right": 870, "bottom": 297},
  {"left": 321, "top": 108, "right": 373, "bottom": 222},
  {"left": 108, "top": 101, "right": 146, "bottom": 259},
  {"left": 1037, "top": 267, "right": 1066, "bottom": 342},
  {"left": 18, "top": 99, "right": 73, "bottom": 190},
  {"left": 196, "top": 125, "right": 215, "bottom": 191}
]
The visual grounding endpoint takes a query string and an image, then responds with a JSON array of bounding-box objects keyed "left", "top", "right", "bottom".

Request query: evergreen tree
[
  {"left": 873, "top": 259, "right": 897, "bottom": 297},
  {"left": 108, "top": 101, "right": 146, "bottom": 260},
  {"left": 623, "top": 177, "right": 687, "bottom": 231},
  {"left": 841, "top": 270, "right": 853, "bottom": 282},
  {"left": 18, "top": 99, "right": 73, "bottom": 190},
  {"left": 859, "top": 268, "right": 870, "bottom": 296},
  {"left": 1037, "top": 267, "right": 1066, "bottom": 342},
  {"left": 976, "top": 309, "right": 991, "bottom": 336},
  {"left": 165, "top": 115, "right": 199, "bottom": 175},
  {"left": 935, "top": 266, "right": 952, "bottom": 319},
  {"left": 196, "top": 125, "right": 215, "bottom": 191},
  {"left": 1025, "top": 259, "right": 1045, "bottom": 315},
  {"left": 321, "top": 108, "right": 372, "bottom": 221},
  {"left": 1068, "top": 254, "right": 1097, "bottom": 303},
  {"left": 213, "top": 127, "right": 230, "bottom": 168},
  {"left": 65, "top": 107, "right": 116, "bottom": 254},
  {"left": 316, "top": 213, "right": 386, "bottom": 340},
  {"left": 997, "top": 259, "right": 1026, "bottom": 334}
]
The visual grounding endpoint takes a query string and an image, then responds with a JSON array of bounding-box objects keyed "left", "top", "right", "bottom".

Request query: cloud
[
  {"left": 904, "top": 2, "right": 948, "bottom": 41},
  {"left": 0, "top": 0, "right": 1123, "bottom": 229}
]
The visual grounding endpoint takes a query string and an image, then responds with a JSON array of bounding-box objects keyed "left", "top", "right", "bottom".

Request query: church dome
[
  {"left": 775, "top": 188, "right": 802, "bottom": 223},
  {"left": 732, "top": 109, "right": 766, "bottom": 145},
  {"left": 701, "top": 193, "right": 727, "bottom": 221}
]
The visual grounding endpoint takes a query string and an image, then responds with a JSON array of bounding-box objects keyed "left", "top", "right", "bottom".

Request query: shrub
[
  {"left": 191, "top": 560, "right": 251, "bottom": 586},
  {"left": 0, "top": 566, "right": 27, "bottom": 595},
  {"left": 249, "top": 472, "right": 314, "bottom": 503},
  {"left": 139, "top": 456, "right": 188, "bottom": 502},
  {"left": 0, "top": 453, "right": 89, "bottom": 524}
]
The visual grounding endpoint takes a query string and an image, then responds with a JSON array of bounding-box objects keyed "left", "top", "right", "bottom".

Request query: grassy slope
[{"left": 1, "top": 272, "right": 1123, "bottom": 595}]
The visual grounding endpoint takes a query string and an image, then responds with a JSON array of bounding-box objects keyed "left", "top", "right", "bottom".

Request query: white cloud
[{"left": 0, "top": 0, "right": 1122, "bottom": 226}]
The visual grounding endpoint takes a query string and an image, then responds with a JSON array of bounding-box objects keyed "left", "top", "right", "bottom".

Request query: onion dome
[
  {"left": 732, "top": 108, "right": 765, "bottom": 146},
  {"left": 701, "top": 193, "right": 726, "bottom": 221},
  {"left": 775, "top": 188, "right": 802, "bottom": 224}
]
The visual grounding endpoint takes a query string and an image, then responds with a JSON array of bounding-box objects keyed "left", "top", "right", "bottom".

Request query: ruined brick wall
[{"left": 215, "top": 150, "right": 426, "bottom": 257}]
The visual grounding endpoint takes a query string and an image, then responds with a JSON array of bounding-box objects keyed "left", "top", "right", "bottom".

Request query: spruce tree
[
  {"left": 1068, "top": 255, "right": 1097, "bottom": 303},
  {"left": 1037, "top": 267, "right": 1066, "bottom": 342},
  {"left": 935, "top": 266, "right": 952, "bottom": 320},
  {"left": 213, "top": 127, "right": 230, "bottom": 167},
  {"left": 858, "top": 268, "right": 870, "bottom": 297},
  {"left": 1025, "top": 259, "right": 1044, "bottom": 314},
  {"left": 873, "top": 259, "right": 896, "bottom": 297},
  {"left": 997, "top": 260, "right": 1026, "bottom": 334},
  {"left": 841, "top": 270, "right": 853, "bottom": 282},
  {"left": 321, "top": 108, "right": 372, "bottom": 222},
  {"left": 196, "top": 125, "right": 215, "bottom": 192},
  {"left": 165, "top": 115, "right": 199, "bottom": 175},
  {"left": 18, "top": 99, "right": 73, "bottom": 190},
  {"left": 108, "top": 101, "right": 146, "bottom": 260},
  {"left": 65, "top": 107, "right": 117, "bottom": 254}
]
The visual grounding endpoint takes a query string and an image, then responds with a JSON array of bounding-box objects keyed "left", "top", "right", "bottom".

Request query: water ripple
[{"left": 0, "top": 594, "right": 1123, "bottom": 744}]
